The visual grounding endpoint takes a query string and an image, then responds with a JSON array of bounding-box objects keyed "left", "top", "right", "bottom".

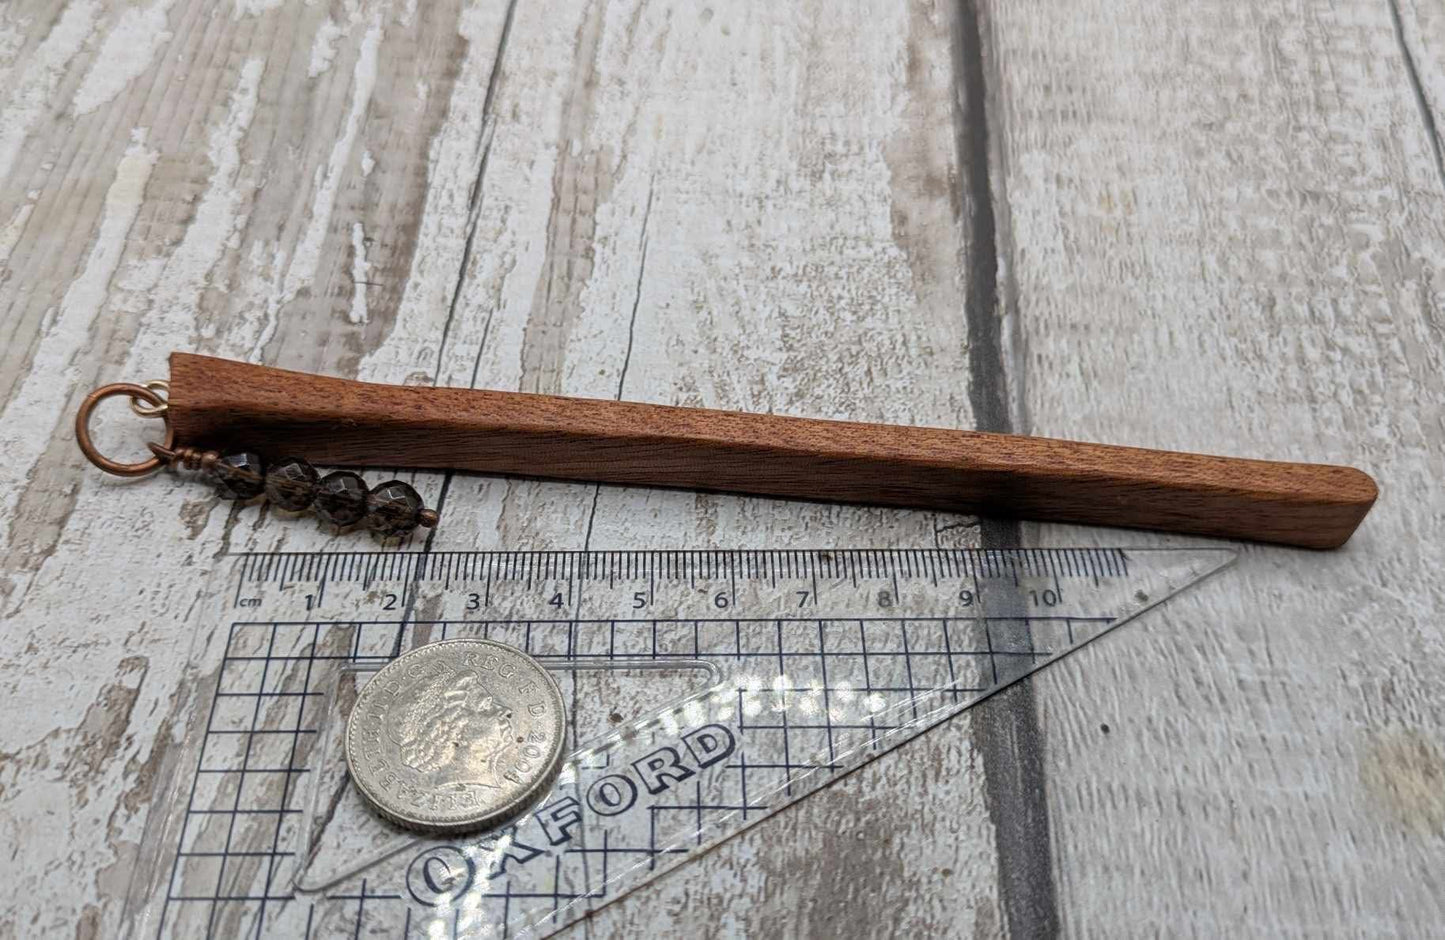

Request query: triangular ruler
[{"left": 133, "top": 547, "right": 1233, "bottom": 938}]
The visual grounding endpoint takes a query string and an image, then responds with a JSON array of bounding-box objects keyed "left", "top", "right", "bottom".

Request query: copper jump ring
[{"left": 75, "top": 382, "right": 174, "bottom": 477}]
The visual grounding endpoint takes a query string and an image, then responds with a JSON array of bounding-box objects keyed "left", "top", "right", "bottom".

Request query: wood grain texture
[
  {"left": 337, "top": 2, "right": 1009, "bottom": 935},
  {"left": 0, "top": 1, "right": 1006, "bottom": 937},
  {"left": 986, "top": 0, "right": 1445, "bottom": 935},
  {"left": 1, "top": 0, "right": 1442, "bottom": 937},
  {"left": 0, "top": 0, "right": 515, "bottom": 935},
  {"left": 168, "top": 352, "right": 1378, "bottom": 548},
  {"left": 1391, "top": 0, "right": 1445, "bottom": 193}
]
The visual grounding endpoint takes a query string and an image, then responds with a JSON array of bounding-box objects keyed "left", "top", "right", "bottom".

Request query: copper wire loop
[
  {"left": 129, "top": 379, "right": 170, "bottom": 417},
  {"left": 75, "top": 383, "right": 174, "bottom": 477},
  {"left": 148, "top": 444, "right": 218, "bottom": 471}
]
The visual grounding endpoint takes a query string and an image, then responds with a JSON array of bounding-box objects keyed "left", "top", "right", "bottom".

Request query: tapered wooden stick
[{"left": 165, "top": 353, "right": 1376, "bottom": 548}]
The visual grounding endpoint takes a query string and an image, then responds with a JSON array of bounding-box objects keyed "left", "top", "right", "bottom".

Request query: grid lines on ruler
[{"left": 157, "top": 612, "right": 1109, "bottom": 938}]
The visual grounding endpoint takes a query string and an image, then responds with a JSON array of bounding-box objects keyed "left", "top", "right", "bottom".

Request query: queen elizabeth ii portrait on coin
[{"left": 385, "top": 662, "right": 517, "bottom": 789}]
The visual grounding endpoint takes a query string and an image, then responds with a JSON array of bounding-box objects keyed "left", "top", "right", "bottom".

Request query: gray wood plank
[
  {"left": 366, "top": 1, "right": 1009, "bottom": 934},
  {"left": 0, "top": 1, "right": 513, "bottom": 935},
  {"left": 1392, "top": 0, "right": 1445, "bottom": 192},
  {"left": 986, "top": 0, "right": 1445, "bottom": 933},
  {"left": 0, "top": 0, "right": 1011, "bottom": 935}
]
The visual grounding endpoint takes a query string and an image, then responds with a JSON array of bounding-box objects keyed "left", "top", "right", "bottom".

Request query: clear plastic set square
[{"left": 123, "top": 548, "right": 1233, "bottom": 938}]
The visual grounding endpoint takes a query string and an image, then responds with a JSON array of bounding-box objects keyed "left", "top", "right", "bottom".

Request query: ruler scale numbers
[{"left": 137, "top": 548, "right": 1232, "bottom": 938}]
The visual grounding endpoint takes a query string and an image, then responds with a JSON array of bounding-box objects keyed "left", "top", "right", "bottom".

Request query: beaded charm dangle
[
  {"left": 74, "top": 381, "right": 438, "bottom": 537},
  {"left": 157, "top": 446, "right": 439, "bottom": 536}
]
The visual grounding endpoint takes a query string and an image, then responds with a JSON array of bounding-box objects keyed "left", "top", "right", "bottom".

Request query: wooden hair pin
[{"left": 76, "top": 352, "right": 1377, "bottom": 548}]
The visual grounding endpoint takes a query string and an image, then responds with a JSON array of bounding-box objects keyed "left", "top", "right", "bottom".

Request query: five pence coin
[{"left": 345, "top": 639, "right": 567, "bottom": 834}]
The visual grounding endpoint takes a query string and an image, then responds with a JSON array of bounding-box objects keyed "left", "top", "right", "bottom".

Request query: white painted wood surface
[
  {"left": 986, "top": 0, "right": 1445, "bottom": 935},
  {"left": 0, "top": 0, "right": 1441, "bottom": 936}
]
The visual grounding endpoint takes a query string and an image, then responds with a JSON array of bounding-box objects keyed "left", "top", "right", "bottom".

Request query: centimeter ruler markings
[
  {"left": 235, "top": 547, "right": 1126, "bottom": 601},
  {"left": 238, "top": 547, "right": 1128, "bottom": 586},
  {"left": 227, "top": 548, "right": 1128, "bottom": 625}
]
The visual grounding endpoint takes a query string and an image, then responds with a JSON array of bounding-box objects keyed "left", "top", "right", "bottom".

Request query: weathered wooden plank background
[{"left": 1, "top": 0, "right": 1441, "bottom": 936}]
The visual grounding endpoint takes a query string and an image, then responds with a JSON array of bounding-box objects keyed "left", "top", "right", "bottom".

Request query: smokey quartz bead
[
  {"left": 314, "top": 470, "right": 368, "bottom": 526},
  {"left": 264, "top": 456, "right": 319, "bottom": 511},
  {"left": 213, "top": 452, "right": 265, "bottom": 500},
  {"left": 366, "top": 480, "right": 425, "bottom": 536}
]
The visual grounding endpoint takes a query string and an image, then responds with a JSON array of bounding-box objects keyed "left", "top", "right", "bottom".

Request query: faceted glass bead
[
  {"left": 213, "top": 452, "right": 265, "bottom": 500},
  {"left": 314, "top": 471, "right": 368, "bottom": 526},
  {"left": 366, "top": 480, "right": 425, "bottom": 536},
  {"left": 264, "top": 456, "right": 319, "bottom": 511}
]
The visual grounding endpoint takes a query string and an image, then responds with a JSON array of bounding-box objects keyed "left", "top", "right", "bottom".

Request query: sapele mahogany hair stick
[{"left": 161, "top": 353, "right": 1376, "bottom": 549}]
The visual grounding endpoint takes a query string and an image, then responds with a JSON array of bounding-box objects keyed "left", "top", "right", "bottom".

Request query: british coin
[{"left": 344, "top": 639, "right": 567, "bottom": 835}]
